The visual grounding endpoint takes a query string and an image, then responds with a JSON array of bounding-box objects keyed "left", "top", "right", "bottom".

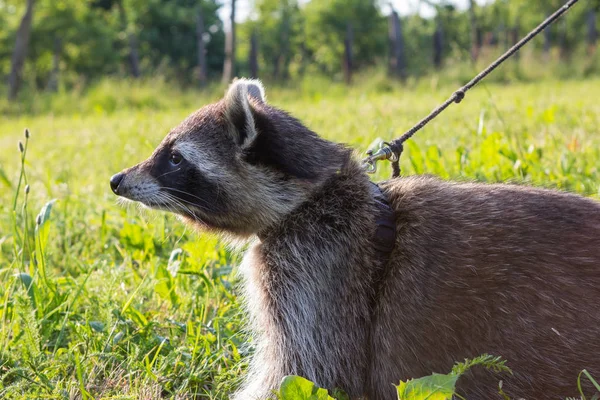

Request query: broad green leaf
[
  {"left": 396, "top": 373, "right": 458, "bottom": 400},
  {"left": 279, "top": 376, "right": 335, "bottom": 400},
  {"left": 155, "top": 263, "right": 179, "bottom": 307},
  {"left": 88, "top": 321, "right": 105, "bottom": 332},
  {"left": 36, "top": 199, "right": 57, "bottom": 248}
]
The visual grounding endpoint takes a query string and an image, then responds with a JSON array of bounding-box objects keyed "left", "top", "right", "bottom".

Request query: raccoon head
[{"left": 110, "top": 79, "right": 347, "bottom": 237}]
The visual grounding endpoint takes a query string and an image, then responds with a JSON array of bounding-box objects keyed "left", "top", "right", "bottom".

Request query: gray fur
[{"left": 112, "top": 80, "right": 600, "bottom": 399}]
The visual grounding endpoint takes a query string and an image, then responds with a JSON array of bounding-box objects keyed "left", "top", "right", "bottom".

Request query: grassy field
[{"left": 1, "top": 74, "right": 599, "bottom": 399}]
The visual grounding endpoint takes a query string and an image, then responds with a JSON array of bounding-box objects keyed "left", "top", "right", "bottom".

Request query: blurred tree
[
  {"left": 303, "top": 0, "right": 386, "bottom": 77},
  {"left": 90, "top": 0, "right": 141, "bottom": 77},
  {"left": 8, "top": 0, "right": 35, "bottom": 99},
  {"left": 30, "top": 0, "right": 120, "bottom": 87},
  {"left": 118, "top": 1, "right": 141, "bottom": 77},
  {"left": 2, "top": 0, "right": 599, "bottom": 95},
  {"left": 133, "top": 0, "right": 224, "bottom": 80},
  {"left": 246, "top": 0, "right": 303, "bottom": 80}
]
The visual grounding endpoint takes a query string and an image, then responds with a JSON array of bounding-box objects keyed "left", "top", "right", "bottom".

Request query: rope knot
[
  {"left": 454, "top": 89, "right": 466, "bottom": 103},
  {"left": 385, "top": 141, "right": 403, "bottom": 178}
]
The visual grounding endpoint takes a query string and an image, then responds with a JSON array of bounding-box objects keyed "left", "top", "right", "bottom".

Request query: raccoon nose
[{"left": 110, "top": 172, "right": 125, "bottom": 194}]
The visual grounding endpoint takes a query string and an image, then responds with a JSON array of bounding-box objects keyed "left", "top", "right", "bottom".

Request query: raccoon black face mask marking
[{"left": 110, "top": 79, "right": 347, "bottom": 236}]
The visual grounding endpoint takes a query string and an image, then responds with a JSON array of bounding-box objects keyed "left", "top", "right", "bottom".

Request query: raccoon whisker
[
  {"left": 166, "top": 196, "right": 196, "bottom": 217},
  {"left": 159, "top": 187, "right": 213, "bottom": 209},
  {"left": 143, "top": 191, "right": 177, "bottom": 215},
  {"left": 154, "top": 168, "right": 182, "bottom": 180},
  {"left": 160, "top": 187, "right": 208, "bottom": 202},
  {"left": 159, "top": 191, "right": 201, "bottom": 210},
  {"left": 153, "top": 192, "right": 183, "bottom": 215},
  {"left": 159, "top": 192, "right": 201, "bottom": 220}
]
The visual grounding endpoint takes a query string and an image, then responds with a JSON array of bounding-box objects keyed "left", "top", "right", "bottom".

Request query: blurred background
[{"left": 2, "top": 0, "right": 600, "bottom": 112}]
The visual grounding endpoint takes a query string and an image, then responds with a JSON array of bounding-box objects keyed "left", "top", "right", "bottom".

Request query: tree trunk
[
  {"left": 222, "top": 0, "right": 236, "bottom": 84},
  {"left": 249, "top": 31, "right": 258, "bottom": 79},
  {"left": 468, "top": 0, "right": 479, "bottom": 62},
  {"left": 196, "top": 5, "right": 208, "bottom": 86},
  {"left": 588, "top": 8, "right": 598, "bottom": 55},
  {"left": 117, "top": 1, "right": 140, "bottom": 78},
  {"left": 343, "top": 22, "right": 353, "bottom": 85},
  {"left": 8, "top": 0, "right": 35, "bottom": 100},
  {"left": 47, "top": 37, "right": 61, "bottom": 92},
  {"left": 388, "top": 9, "right": 406, "bottom": 81}
]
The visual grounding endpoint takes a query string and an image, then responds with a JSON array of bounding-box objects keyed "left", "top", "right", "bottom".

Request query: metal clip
[{"left": 362, "top": 143, "right": 398, "bottom": 174}]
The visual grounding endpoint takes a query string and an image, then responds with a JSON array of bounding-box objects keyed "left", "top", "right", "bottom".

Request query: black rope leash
[{"left": 363, "top": 0, "right": 580, "bottom": 178}]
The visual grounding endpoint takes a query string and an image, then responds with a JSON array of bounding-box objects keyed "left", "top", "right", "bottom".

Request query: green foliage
[
  {"left": 303, "top": 0, "right": 386, "bottom": 75},
  {"left": 133, "top": 0, "right": 225, "bottom": 80},
  {"left": 239, "top": 0, "right": 304, "bottom": 79},
  {"left": 276, "top": 356, "right": 511, "bottom": 400},
  {"left": 278, "top": 376, "right": 336, "bottom": 400},
  {"left": 1, "top": 0, "right": 225, "bottom": 91},
  {"left": 3, "top": 0, "right": 600, "bottom": 93},
  {"left": 397, "top": 374, "right": 458, "bottom": 400},
  {"left": 451, "top": 354, "right": 511, "bottom": 376},
  {"left": 396, "top": 355, "right": 511, "bottom": 400},
  {"left": 29, "top": 0, "right": 121, "bottom": 84}
]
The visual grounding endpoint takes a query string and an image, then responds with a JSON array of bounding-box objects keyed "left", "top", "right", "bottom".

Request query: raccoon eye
[{"left": 169, "top": 152, "right": 183, "bottom": 166}]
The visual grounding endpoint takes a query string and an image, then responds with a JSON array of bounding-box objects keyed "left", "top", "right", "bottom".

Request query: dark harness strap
[{"left": 369, "top": 182, "right": 396, "bottom": 291}]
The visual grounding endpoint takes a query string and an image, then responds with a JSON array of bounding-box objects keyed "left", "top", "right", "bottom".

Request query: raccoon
[{"left": 110, "top": 79, "right": 600, "bottom": 399}]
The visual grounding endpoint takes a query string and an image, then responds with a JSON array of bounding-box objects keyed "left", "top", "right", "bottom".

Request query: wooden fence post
[
  {"left": 47, "top": 37, "right": 61, "bottom": 92},
  {"left": 117, "top": 1, "right": 140, "bottom": 78},
  {"left": 543, "top": 13, "right": 552, "bottom": 59},
  {"left": 343, "top": 22, "right": 353, "bottom": 84},
  {"left": 588, "top": 8, "right": 598, "bottom": 55},
  {"left": 468, "top": 0, "right": 480, "bottom": 62},
  {"left": 511, "top": 21, "right": 520, "bottom": 62},
  {"left": 249, "top": 30, "right": 259, "bottom": 79},
  {"left": 196, "top": 5, "right": 208, "bottom": 87},
  {"left": 433, "top": 24, "right": 443, "bottom": 69},
  {"left": 222, "top": 0, "right": 236, "bottom": 84},
  {"left": 388, "top": 8, "right": 406, "bottom": 81}
]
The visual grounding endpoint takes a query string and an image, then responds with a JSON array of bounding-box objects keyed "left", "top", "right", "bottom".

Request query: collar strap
[{"left": 369, "top": 182, "right": 396, "bottom": 289}]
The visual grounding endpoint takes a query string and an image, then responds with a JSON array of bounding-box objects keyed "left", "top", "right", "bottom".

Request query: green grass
[{"left": 1, "top": 74, "right": 599, "bottom": 399}]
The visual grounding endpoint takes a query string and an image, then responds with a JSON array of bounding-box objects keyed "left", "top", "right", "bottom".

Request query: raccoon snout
[{"left": 110, "top": 172, "right": 125, "bottom": 195}]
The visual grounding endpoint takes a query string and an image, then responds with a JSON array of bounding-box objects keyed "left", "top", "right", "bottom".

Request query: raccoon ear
[{"left": 224, "top": 79, "right": 266, "bottom": 147}]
